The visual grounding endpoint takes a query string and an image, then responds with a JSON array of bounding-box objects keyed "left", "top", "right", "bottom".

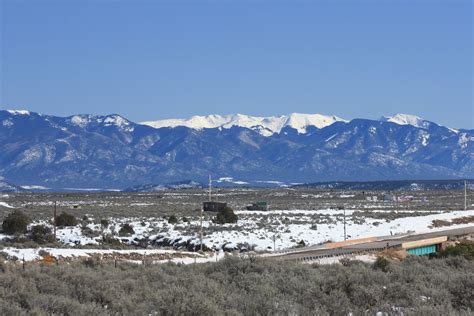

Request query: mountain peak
[
  {"left": 284, "top": 113, "right": 347, "bottom": 133},
  {"left": 6, "top": 109, "right": 31, "bottom": 116},
  {"left": 67, "top": 114, "right": 133, "bottom": 130},
  {"left": 102, "top": 114, "right": 132, "bottom": 128},
  {"left": 69, "top": 114, "right": 96, "bottom": 127},
  {"left": 380, "top": 113, "right": 431, "bottom": 129}
]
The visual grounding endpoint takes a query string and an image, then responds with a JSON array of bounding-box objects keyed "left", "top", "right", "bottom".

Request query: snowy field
[
  {"left": 2, "top": 208, "right": 472, "bottom": 253},
  {"left": 1, "top": 189, "right": 473, "bottom": 265},
  {"left": 1, "top": 247, "right": 224, "bottom": 264}
]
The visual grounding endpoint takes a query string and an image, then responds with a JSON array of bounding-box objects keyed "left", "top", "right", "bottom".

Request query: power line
[{"left": 465, "top": 180, "right": 467, "bottom": 211}]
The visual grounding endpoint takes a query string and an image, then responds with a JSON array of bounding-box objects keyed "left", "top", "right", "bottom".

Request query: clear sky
[{"left": 0, "top": 0, "right": 472, "bottom": 128}]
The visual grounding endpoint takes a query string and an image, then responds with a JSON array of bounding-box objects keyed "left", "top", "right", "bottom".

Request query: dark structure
[
  {"left": 203, "top": 201, "right": 227, "bottom": 212},
  {"left": 246, "top": 201, "right": 268, "bottom": 211}
]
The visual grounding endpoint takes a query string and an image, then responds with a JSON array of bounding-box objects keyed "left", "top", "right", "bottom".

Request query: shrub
[
  {"left": 100, "top": 219, "right": 109, "bottom": 228},
  {"left": 297, "top": 239, "right": 306, "bottom": 247},
  {"left": 168, "top": 215, "right": 178, "bottom": 224},
  {"left": 55, "top": 212, "right": 78, "bottom": 227},
  {"left": 81, "top": 225, "right": 99, "bottom": 238},
  {"left": 2, "top": 210, "right": 30, "bottom": 235},
  {"left": 373, "top": 256, "right": 390, "bottom": 272},
  {"left": 29, "top": 225, "right": 55, "bottom": 244},
  {"left": 119, "top": 224, "right": 134, "bottom": 236},
  {"left": 38, "top": 249, "right": 51, "bottom": 257},
  {"left": 438, "top": 241, "right": 474, "bottom": 260},
  {"left": 0, "top": 260, "right": 6, "bottom": 273},
  {"left": 82, "top": 257, "right": 100, "bottom": 268},
  {"left": 215, "top": 206, "right": 238, "bottom": 224},
  {"left": 431, "top": 219, "right": 451, "bottom": 228},
  {"left": 102, "top": 234, "right": 122, "bottom": 246},
  {"left": 0, "top": 255, "right": 471, "bottom": 314}
]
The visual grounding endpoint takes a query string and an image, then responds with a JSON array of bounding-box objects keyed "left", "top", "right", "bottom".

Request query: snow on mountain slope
[
  {"left": 68, "top": 114, "right": 134, "bottom": 131},
  {"left": 283, "top": 113, "right": 347, "bottom": 133},
  {"left": 141, "top": 113, "right": 347, "bottom": 136},
  {"left": 6, "top": 109, "right": 31, "bottom": 116},
  {"left": 380, "top": 114, "right": 432, "bottom": 129},
  {"left": 69, "top": 115, "right": 92, "bottom": 127}
]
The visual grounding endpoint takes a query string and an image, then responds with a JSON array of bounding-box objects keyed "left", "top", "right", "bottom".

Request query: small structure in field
[
  {"left": 203, "top": 201, "right": 227, "bottom": 213},
  {"left": 202, "top": 175, "right": 228, "bottom": 212},
  {"left": 246, "top": 201, "right": 268, "bottom": 211}
]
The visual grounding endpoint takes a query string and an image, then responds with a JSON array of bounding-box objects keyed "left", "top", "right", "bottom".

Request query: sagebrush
[{"left": 0, "top": 255, "right": 472, "bottom": 315}]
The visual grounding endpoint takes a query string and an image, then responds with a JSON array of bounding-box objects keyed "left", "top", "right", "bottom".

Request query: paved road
[{"left": 272, "top": 226, "right": 474, "bottom": 261}]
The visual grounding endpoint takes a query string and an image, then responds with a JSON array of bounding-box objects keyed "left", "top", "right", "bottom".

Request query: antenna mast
[{"left": 208, "top": 175, "right": 212, "bottom": 202}]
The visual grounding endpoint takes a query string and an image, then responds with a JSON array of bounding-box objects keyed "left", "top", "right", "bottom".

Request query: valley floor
[{"left": 0, "top": 189, "right": 473, "bottom": 254}]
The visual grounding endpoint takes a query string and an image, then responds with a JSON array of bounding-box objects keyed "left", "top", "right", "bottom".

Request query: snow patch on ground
[
  {"left": 304, "top": 254, "right": 378, "bottom": 265},
  {"left": 0, "top": 201, "right": 15, "bottom": 208},
  {"left": 216, "top": 177, "right": 249, "bottom": 185},
  {"left": 20, "top": 185, "right": 49, "bottom": 190},
  {"left": 1, "top": 247, "right": 225, "bottom": 264}
]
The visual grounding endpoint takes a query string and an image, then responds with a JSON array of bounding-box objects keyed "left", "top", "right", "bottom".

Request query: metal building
[{"left": 203, "top": 201, "right": 227, "bottom": 212}]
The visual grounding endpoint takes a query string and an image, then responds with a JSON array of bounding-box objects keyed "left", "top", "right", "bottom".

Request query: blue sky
[{"left": 0, "top": 0, "right": 472, "bottom": 128}]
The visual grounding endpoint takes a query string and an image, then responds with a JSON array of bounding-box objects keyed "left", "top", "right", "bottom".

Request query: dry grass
[
  {"left": 431, "top": 216, "right": 474, "bottom": 228},
  {"left": 381, "top": 248, "right": 409, "bottom": 261}
]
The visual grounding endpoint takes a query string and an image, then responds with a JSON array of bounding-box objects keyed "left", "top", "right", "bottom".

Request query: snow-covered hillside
[{"left": 142, "top": 113, "right": 348, "bottom": 136}]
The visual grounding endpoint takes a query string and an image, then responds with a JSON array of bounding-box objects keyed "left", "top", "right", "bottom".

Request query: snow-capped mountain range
[
  {"left": 142, "top": 112, "right": 462, "bottom": 136},
  {"left": 142, "top": 113, "right": 348, "bottom": 136},
  {"left": 0, "top": 109, "right": 472, "bottom": 189}
]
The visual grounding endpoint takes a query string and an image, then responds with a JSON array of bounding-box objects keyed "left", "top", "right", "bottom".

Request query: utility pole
[
  {"left": 200, "top": 208, "right": 203, "bottom": 252},
  {"left": 272, "top": 234, "right": 276, "bottom": 252},
  {"left": 53, "top": 201, "right": 57, "bottom": 240},
  {"left": 343, "top": 208, "right": 346, "bottom": 241},
  {"left": 396, "top": 194, "right": 399, "bottom": 212},
  {"left": 465, "top": 180, "right": 467, "bottom": 211}
]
